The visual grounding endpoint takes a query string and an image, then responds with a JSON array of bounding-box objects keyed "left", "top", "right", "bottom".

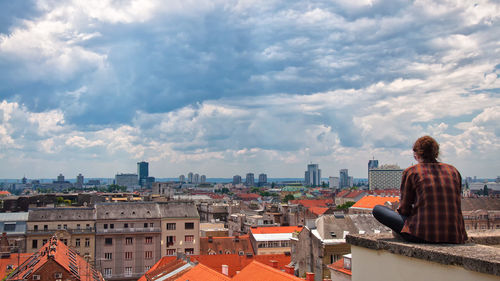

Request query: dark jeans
[{"left": 372, "top": 205, "right": 427, "bottom": 243}]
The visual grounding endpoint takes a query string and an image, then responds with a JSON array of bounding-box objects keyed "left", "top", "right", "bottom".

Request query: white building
[
  {"left": 329, "top": 176, "right": 340, "bottom": 189},
  {"left": 115, "top": 173, "right": 139, "bottom": 190},
  {"left": 194, "top": 173, "right": 200, "bottom": 184}
]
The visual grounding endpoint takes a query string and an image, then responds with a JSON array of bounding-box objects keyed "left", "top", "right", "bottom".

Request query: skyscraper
[
  {"left": 368, "top": 158, "right": 379, "bottom": 189},
  {"left": 193, "top": 173, "right": 200, "bottom": 184},
  {"left": 179, "top": 175, "right": 185, "bottom": 183},
  {"left": 137, "top": 161, "right": 149, "bottom": 187},
  {"left": 245, "top": 173, "right": 255, "bottom": 186},
  {"left": 76, "top": 173, "right": 84, "bottom": 188},
  {"left": 305, "top": 164, "right": 321, "bottom": 186},
  {"left": 233, "top": 175, "right": 242, "bottom": 185},
  {"left": 258, "top": 173, "right": 267, "bottom": 186},
  {"left": 201, "top": 175, "right": 206, "bottom": 183},
  {"left": 339, "top": 169, "right": 349, "bottom": 189},
  {"left": 188, "top": 172, "right": 193, "bottom": 184}
]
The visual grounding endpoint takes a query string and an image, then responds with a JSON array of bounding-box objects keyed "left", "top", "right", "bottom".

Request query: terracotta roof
[
  {"left": 327, "top": 259, "right": 352, "bottom": 276},
  {"left": 289, "top": 199, "right": 333, "bottom": 208},
  {"left": 0, "top": 253, "right": 32, "bottom": 279},
  {"left": 350, "top": 195, "right": 399, "bottom": 210},
  {"left": 0, "top": 191, "right": 11, "bottom": 196},
  {"left": 308, "top": 206, "right": 329, "bottom": 216},
  {"left": 139, "top": 254, "right": 292, "bottom": 280},
  {"left": 343, "top": 190, "right": 366, "bottom": 198},
  {"left": 336, "top": 190, "right": 351, "bottom": 198},
  {"left": 237, "top": 193, "right": 261, "bottom": 200},
  {"left": 200, "top": 235, "right": 254, "bottom": 255},
  {"left": 232, "top": 261, "right": 302, "bottom": 281},
  {"left": 461, "top": 197, "right": 500, "bottom": 211},
  {"left": 7, "top": 237, "right": 104, "bottom": 281},
  {"left": 174, "top": 263, "right": 230, "bottom": 281},
  {"left": 250, "top": 226, "right": 303, "bottom": 234}
]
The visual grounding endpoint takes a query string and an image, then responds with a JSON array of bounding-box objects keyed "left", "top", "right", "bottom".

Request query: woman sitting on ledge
[{"left": 373, "top": 135, "right": 468, "bottom": 244}]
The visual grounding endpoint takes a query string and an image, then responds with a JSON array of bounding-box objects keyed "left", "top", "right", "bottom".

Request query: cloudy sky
[{"left": 0, "top": 0, "right": 499, "bottom": 179}]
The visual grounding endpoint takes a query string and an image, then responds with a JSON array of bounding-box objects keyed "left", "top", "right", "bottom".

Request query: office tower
[
  {"left": 258, "top": 173, "right": 267, "bottom": 186},
  {"left": 137, "top": 161, "right": 149, "bottom": 187},
  {"left": 193, "top": 173, "right": 200, "bottom": 184},
  {"left": 179, "top": 175, "right": 185, "bottom": 183},
  {"left": 339, "top": 169, "right": 349, "bottom": 189},
  {"left": 233, "top": 175, "right": 242, "bottom": 185},
  {"left": 200, "top": 175, "right": 206, "bottom": 183},
  {"left": 188, "top": 172, "right": 193, "bottom": 184},
  {"left": 245, "top": 173, "right": 255, "bottom": 186},
  {"left": 305, "top": 164, "right": 321, "bottom": 186},
  {"left": 76, "top": 173, "right": 84, "bottom": 188},
  {"left": 368, "top": 164, "right": 403, "bottom": 190},
  {"left": 57, "top": 174, "right": 65, "bottom": 182}
]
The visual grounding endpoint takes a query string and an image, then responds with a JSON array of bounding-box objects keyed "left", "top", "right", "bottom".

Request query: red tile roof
[
  {"left": 327, "top": 259, "right": 352, "bottom": 276},
  {"left": 289, "top": 199, "right": 333, "bottom": 208},
  {"left": 250, "top": 226, "right": 303, "bottom": 234},
  {"left": 237, "top": 193, "right": 262, "bottom": 200},
  {"left": 0, "top": 191, "right": 11, "bottom": 196},
  {"left": 0, "top": 253, "right": 32, "bottom": 279},
  {"left": 174, "top": 263, "right": 231, "bottom": 281},
  {"left": 138, "top": 256, "right": 177, "bottom": 281},
  {"left": 200, "top": 235, "right": 254, "bottom": 255},
  {"left": 343, "top": 190, "right": 366, "bottom": 198},
  {"left": 350, "top": 195, "right": 399, "bottom": 210},
  {"left": 308, "top": 206, "right": 329, "bottom": 216},
  {"left": 336, "top": 190, "right": 351, "bottom": 198},
  {"left": 6, "top": 237, "right": 104, "bottom": 281},
  {"left": 232, "top": 261, "right": 303, "bottom": 281}
]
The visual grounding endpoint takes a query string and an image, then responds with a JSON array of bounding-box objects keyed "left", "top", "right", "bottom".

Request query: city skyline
[{"left": 0, "top": 1, "right": 499, "bottom": 178}]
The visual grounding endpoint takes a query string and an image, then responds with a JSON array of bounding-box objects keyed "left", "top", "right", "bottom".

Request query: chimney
[
  {"left": 222, "top": 264, "right": 229, "bottom": 276},
  {"left": 284, "top": 265, "right": 294, "bottom": 275},
  {"left": 270, "top": 260, "right": 278, "bottom": 269},
  {"left": 306, "top": 272, "right": 315, "bottom": 281}
]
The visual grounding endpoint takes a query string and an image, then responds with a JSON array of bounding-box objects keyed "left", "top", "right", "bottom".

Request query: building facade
[
  {"left": 137, "top": 161, "right": 149, "bottom": 187},
  {"left": 233, "top": 175, "right": 242, "bottom": 185},
  {"left": 368, "top": 165, "right": 403, "bottom": 190},
  {"left": 159, "top": 202, "right": 200, "bottom": 257},
  {"left": 258, "top": 174, "right": 267, "bottom": 186},
  {"left": 245, "top": 173, "right": 255, "bottom": 186},
  {"left": 115, "top": 173, "right": 139, "bottom": 190},
  {"left": 339, "top": 169, "right": 349, "bottom": 189},
  {"left": 305, "top": 164, "right": 321, "bottom": 187}
]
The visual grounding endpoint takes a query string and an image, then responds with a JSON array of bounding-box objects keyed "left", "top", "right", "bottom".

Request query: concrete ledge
[{"left": 346, "top": 233, "right": 500, "bottom": 277}]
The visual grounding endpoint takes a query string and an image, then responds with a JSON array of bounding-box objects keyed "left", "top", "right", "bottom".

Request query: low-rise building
[
  {"left": 0, "top": 212, "right": 28, "bottom": 253},
  {"left": 349, "top": 196, "right": 400, "bottom": 214},
  {"left": 249, "top": 226, "right": 302, "bottom": 255}
]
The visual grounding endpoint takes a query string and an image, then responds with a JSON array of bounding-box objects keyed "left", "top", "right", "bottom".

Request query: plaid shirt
[{"left": 397, "top": 162, "right": 467, "bottom": 244}]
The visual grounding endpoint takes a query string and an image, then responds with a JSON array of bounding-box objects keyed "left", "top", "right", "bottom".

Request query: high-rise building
[
  {"left": 193, "top": 173, "right": 200, "bottom": 184},
  {"left": 137, "top": 161, "right": 149, "bottom": 187},
  {"left": 188, "top": 172, "right": 193, "bottom": 183},
  {"left": 200, "top": 175, "right": 206, "bottom": 183},
  {"left": 57, "top": 173, "right": 65, "bottom": 182},
  {"left": 258, "top": 173, "right": 267, "bottom": 186},
  {"left": 115, "top": 173, "right": 139, "bottom": 190},
  {"left": 233, "top": 175, "right": 242, "bottom": 185},
  {"left": 305, "top": 164, "right": 321, "bottom": 186},
  {"left": 76, "top": 173, "right": 84, "bottom": 188},
  {"left": 368, "top": 164, "right": 403, "bottom": 190},
  {"left": 179, "top": 175, "right": 185, "bottom": 183},
  {"left": 245, "top": 173, "right": 255, "bottom": 186},
  {"left": 329, "top": 176, "right": 339, "bottom": 189},
  {"left": 339, "top": 169, "right": 349, "bottom": 189}
]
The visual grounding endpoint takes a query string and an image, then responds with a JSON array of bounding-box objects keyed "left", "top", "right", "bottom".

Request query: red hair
[{"left": 413, "top": 136, "right": 439, "bottom": 162}]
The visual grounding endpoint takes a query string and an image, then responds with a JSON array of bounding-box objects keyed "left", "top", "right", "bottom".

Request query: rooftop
[
  {"left": 350, "top": 195, "right": 399, "bottom": 210},
  {"left": 250, "top": 226, "right": 303, "bottom": 234}
]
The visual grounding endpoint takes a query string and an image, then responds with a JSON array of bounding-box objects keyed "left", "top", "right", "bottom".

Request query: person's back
[{"left": 398, "top": 162, "right": 467, "bottom": 244}]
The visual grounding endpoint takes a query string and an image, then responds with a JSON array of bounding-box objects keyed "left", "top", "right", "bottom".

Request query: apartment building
[
  {"left": 26, "top": 208, "right": 96, "bottom": 261},
  {"left": 95, "top": 202, "right": 162, "bottom": 280},
  {"left": 159, "top": 202, "right": 200, "bottom": 257}
]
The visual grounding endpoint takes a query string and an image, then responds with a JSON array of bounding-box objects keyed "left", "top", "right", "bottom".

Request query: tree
[
  {"left": 271, "top": 182, "right": 276, "bottom": 189},
  {"left": 283, "top": 194, "right": 295, "bottom": 203},
  {"left": 336, "top": 201, "right": 355, "bottom": 210},
  {"left": 483, "top": 185, "right": 489, "bottom": 196}
]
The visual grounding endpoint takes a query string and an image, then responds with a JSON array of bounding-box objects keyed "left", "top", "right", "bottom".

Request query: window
[
  {"left": 104, "top": 224, "right": 108, "bottom": 229},
  {"left": 144, "top": 223, "right": 148, "bottom": 228},
  {"left": 166, "top": 223, "right": 176, "bottom": 230},
  {"left": 54, "top": 272, "right": 62, "bottom": 278},
  {"left": 86, "top": 224, "right": 90, "bottom": 229},
  {"left": 125, "top": 267, "right": 132, "bottom": 277},
  {"left": 185, "top": 222, "right": 194, "bottom": 230},
  {"left": 150, "top": 223, "right": 154, "bottom": 227},
  {"left": 145, "top": 237, "right": 153, "bottom": 244},
  {"left": 125, "top": 237, "right": 133, "bottom": 245},
  {"left": 105, "top": 238, "right": 113, "bottom": 245},
  {"left": 44, "top": 225, "right": 48, "bottom": 231},
  {"left": 42, "top": 239, "right": 47, "bottom": 246},
  {"left": 125, "top": 252, "right": 133, "bottom": 260},
  {"left": 4, "top": 223, "right": 15, "bottom": 232},
  {"left": 166, "top": 236, "right": 175, "bottom": 247},
  {"left": 145, "top": 265, "right": 151, "bottom": 271},
  {"left": 63, "top": 224, "right": 67, "bottom": 229},
  {"left": 185, "top": 248, "right": 194, "bottom": 255},
  {"left": 32, "top": 275, "right": 40, "bottom": 280},
  {"left": 145, "top": 251, "right": 153, "bottom": 259},
  {"left": 57, "top": 224, "right": 61, "bottom": 230},
  {"left": 85, "top": 238, "right": 90, "bottom": 247},
  {"left": 32, "top": 240, "right": 38, "bottom": 249},
  {"left": 103, "top": 268, "right": 112, "bottom": 277},
  {"left": 166, "top": 249, "right": 176, "bottom": 256},
  {"left": 75, "top": 239, "right": 81, "bottom": 247},
  {"left": 110, "top": 224, "right": 114, "bottom": 229},
  {"left": 77, "top": 224, "right": 80, "bottom": 229},
  {"left": 104, "top": 253, "right": 112, "bottom": 260},
  {"left": 33, "top": 225, "right": 38, "bottom": 231},
  {"left": 185, "top": 235, "right": 194, "bottom": 243},
  {"left": 124, "top": 223, "right": 129, "bottom": 228},
  {"left": 62, "top": 239, "right": 68, "bottom": 245}
]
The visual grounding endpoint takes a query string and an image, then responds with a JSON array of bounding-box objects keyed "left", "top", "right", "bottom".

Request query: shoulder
[{"left": 403, "top": 164, "right": 419, "bottom": 175}]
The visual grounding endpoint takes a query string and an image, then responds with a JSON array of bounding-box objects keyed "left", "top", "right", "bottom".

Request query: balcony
[
  {"left": 96, "top": 227, "right": 161, "bottom": 234},
  {"left": 27, "top": 228, "right": 95, "bottom": 235}
]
